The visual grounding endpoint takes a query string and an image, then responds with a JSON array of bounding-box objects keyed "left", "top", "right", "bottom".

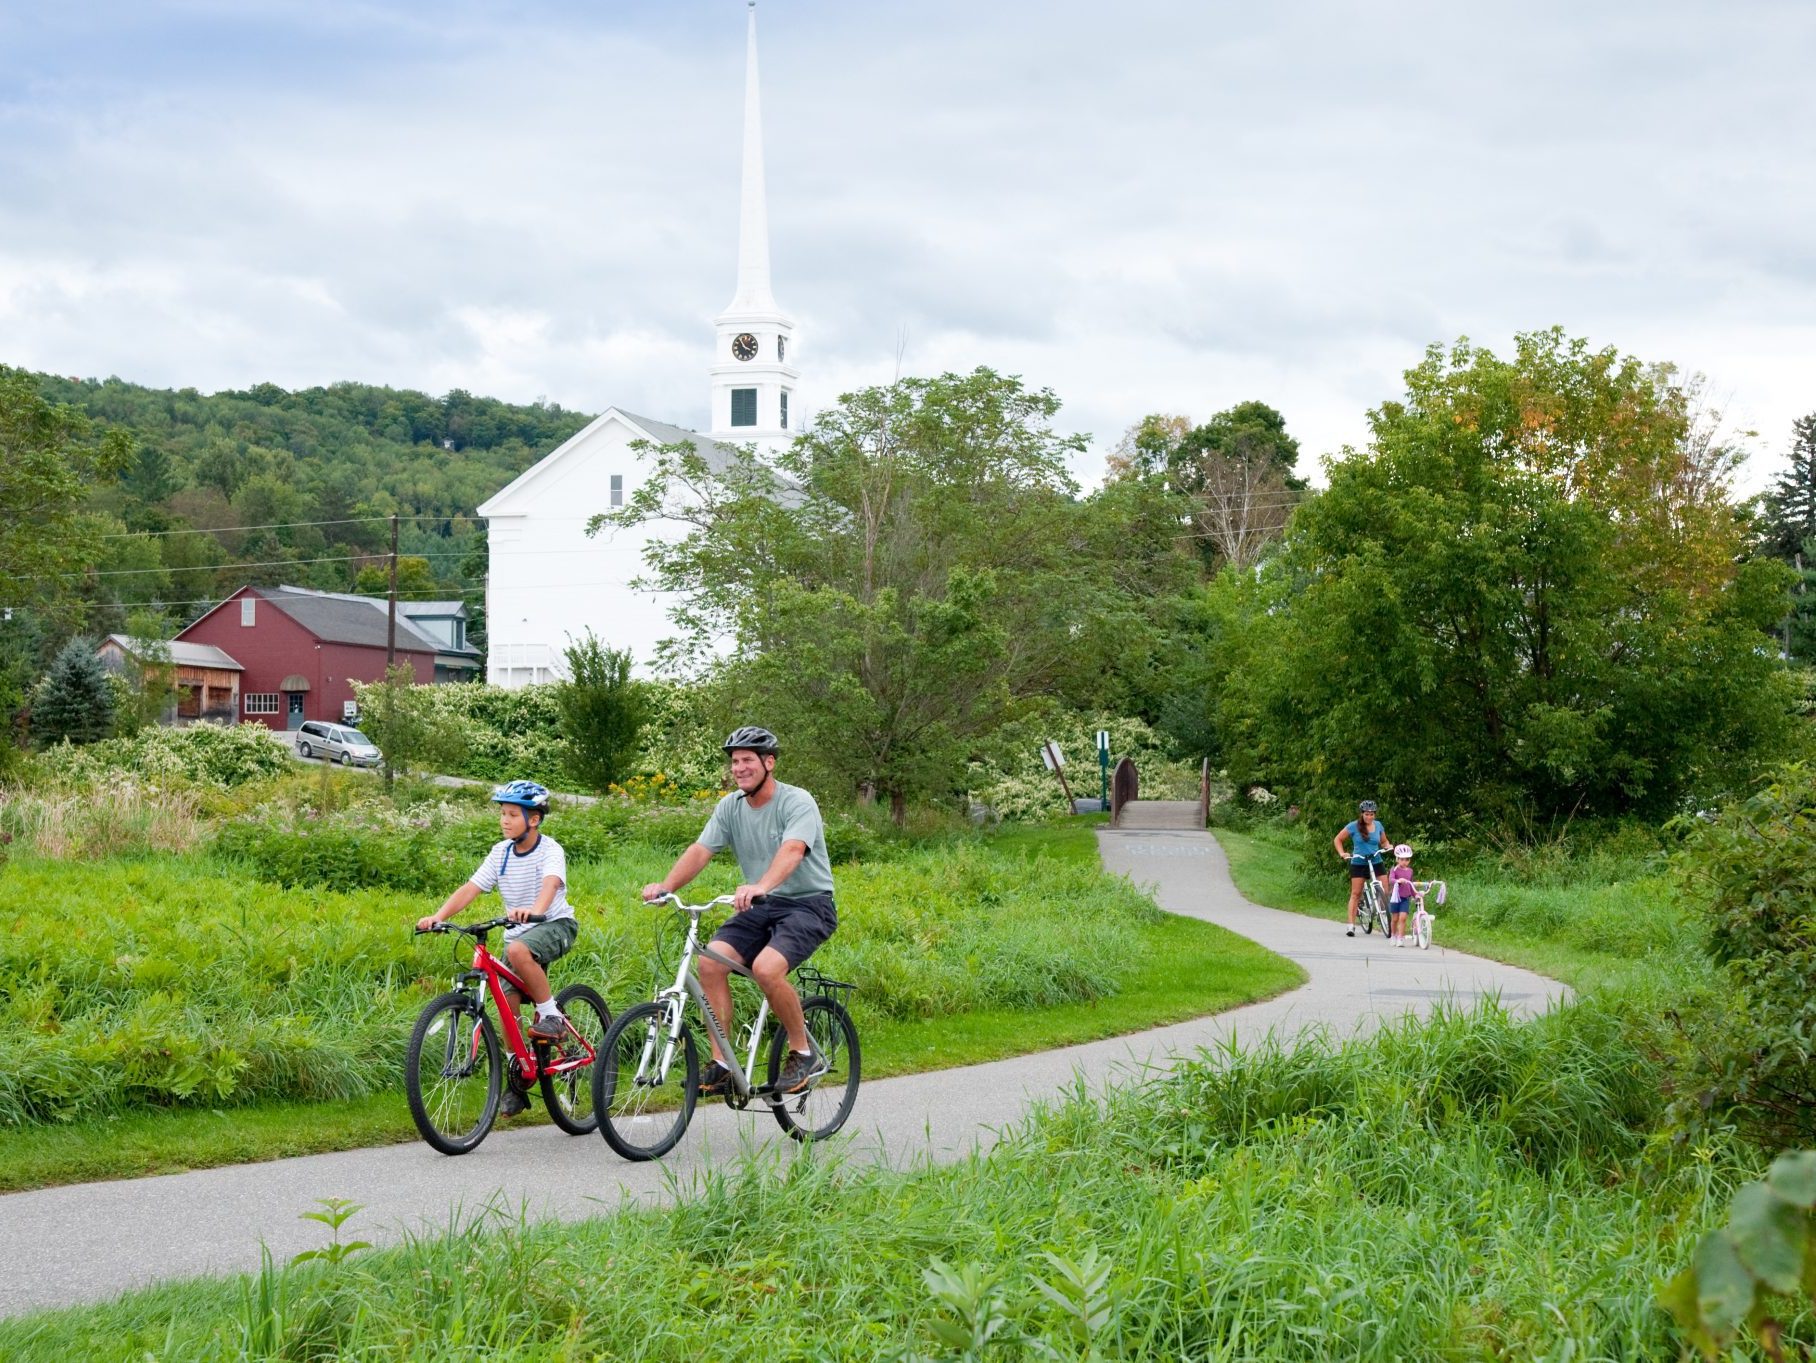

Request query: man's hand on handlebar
[
  {"left": 732, "top": 884, "right": 767, "bottom": 912},
  {"left": 506, "top": 907, "right": 546, "bottom": 924},
  {"left": 415, "top": 915, "right": 444, "bottom": 934},
  {"left": 642, "top": 883, "right": 671, "bottom": 903}
]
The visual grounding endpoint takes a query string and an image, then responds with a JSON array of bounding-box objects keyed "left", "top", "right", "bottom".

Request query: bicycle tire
[
  {"left": 539, "top": 983, "right": 612, "bottom": 1136},
  {"left": 405, "top": 991, "right": 501, "bottom": 1155},
  {"left": 765, "top": 997, "right": 861, "bottom": 1143},
  {"left": 594, "top": 1000, "right": 698, "bottom": 1161},
  {"left": 1415, "top": 912, "right": 1432, "bottom": 950},
  {"left": 1361, "top": 884, "right": 1383, "bottom": 936}
]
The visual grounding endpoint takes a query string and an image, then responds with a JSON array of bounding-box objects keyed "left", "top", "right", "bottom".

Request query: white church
[{"left": 477, "top": 2, "right": 798, "bottom": 687}]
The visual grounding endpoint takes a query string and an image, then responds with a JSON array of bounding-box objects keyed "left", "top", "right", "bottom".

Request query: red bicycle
[{"left": 405, "top": 914, "right": 610, "bottom": 1155}]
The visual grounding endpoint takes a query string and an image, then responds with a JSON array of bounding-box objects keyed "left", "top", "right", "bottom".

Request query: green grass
[
  {"left": 1213, "top": 823, "right": 1713, "bottom": 995},
  {"left": 3, "top": 996, "right": 1787, "bottom": 1361},
  {"left": 0, "top": 817, "right": 1298, "bottom": 1191}
]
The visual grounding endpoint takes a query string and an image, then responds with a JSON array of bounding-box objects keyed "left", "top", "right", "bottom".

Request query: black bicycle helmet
[
  {"left": 1358, "top": 799, "right": 1377, "bottom": 814},
  {"left": 722, "top": 725, "right": 779, "bottom": 756}
]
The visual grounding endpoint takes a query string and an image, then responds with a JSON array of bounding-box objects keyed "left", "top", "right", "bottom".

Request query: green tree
[
  {"left": 352, "top": 556, "right": 438, "bottom": 599},
  {"left": 356, "top": 663, "right": 469, "bottom": 787},
  {"left": 32, "top": 637, "right": 116, "bottom": 746},
  {"left": 1202, "top": 330, "right": 1795, "bottom": 825},
  {"left": 0, "top": 368, "right": 132, "bottom": 622},
  {"left": 596, "top": 368, "right": 1180, "bottom": 818},
  {"left": 556, "top": 633, "right": 649, "bottom": 793}
]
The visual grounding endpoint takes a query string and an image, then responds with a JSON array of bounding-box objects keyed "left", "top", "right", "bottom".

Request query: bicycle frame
[
  {"left": 453, "top": 934, "right": 594, "bottom": 1084},
  {"left": 639, "top": 899, "right": 787, "bottom": 1107}
]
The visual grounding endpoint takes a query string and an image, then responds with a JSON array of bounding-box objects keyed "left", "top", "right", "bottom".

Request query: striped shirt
[{"left": 469, "top": 834, "right": 571, "bottom": 942}]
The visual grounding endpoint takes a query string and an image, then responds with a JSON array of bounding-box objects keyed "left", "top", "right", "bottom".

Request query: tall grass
[
  {"left": 5, "top": 999, "right": 1792, "bottom": 1361},
  {"left": 0, "top": 783, "right": 208, "bottom": 858},
  {"left": 0, "top": 834, "right": 1161, "bottom": 1125}
]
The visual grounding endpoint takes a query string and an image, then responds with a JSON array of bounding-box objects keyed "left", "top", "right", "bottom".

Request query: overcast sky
[{"left": 2, "top": 0, "right": 1810, "bottom": 488}]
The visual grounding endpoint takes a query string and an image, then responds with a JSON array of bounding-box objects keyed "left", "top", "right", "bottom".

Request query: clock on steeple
[{"left": 732, "top": 333, "right": 758, "bottom": 361}]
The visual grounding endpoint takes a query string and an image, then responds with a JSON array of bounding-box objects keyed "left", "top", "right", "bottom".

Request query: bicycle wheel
[
  {"left": 594, "top": 1000, "right": 698, "bottom": 1161},
  {"left": 1414, "top": 911, "right": 1432, "bottom": 950},
  {"left": 539, "top": 983, "right": 612, "bottom": 1136},
  {"left": 405, "top": 991, "right": 501, "bottom": 1155},
  {"left": 1361, "top": 884, "right": 1383, "bottom": 936},
  {"left": 766, "top": 997, "right": 861, "bottom": 1142}
]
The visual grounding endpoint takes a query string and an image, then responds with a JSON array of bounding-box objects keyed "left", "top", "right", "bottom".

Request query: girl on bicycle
[
  {"left": 1386, "top": 843, "right": 1416, "bottom": 946},
  {"left": 1333, "top": 800, "right": 1389, "bottom": 938}
]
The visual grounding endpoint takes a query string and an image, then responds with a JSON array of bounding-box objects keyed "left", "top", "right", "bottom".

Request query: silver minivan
[{"left": 296, "top": 720, "right": 383, "bottom": 768}]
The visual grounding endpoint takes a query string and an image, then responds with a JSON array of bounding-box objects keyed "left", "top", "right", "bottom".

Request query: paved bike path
[{"left": 0, "top": 816, "right": 1565, "bottom": 1317}]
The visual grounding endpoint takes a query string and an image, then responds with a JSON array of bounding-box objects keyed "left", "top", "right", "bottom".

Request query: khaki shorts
[{"left": 503, "top": 917, "right": 577, "bottom": 980}]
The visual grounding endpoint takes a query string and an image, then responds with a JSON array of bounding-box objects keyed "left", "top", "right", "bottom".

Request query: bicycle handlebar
[
  {"left": 415, "top": 913, "right": 547, "bottom": 937},
  {"left": 642, "top": 891, "right": 737, "bottom": 912}
]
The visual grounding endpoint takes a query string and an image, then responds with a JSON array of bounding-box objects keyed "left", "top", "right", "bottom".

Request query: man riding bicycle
[
  {"left": 642, "top": 726, "right": 837, "bottom": 1097},
  {"left": 415, "top": 779, "right": 576, "bottom": 1116},
  {"left": 1333, "top": 799, "right": 1390, "bottom": 938}
]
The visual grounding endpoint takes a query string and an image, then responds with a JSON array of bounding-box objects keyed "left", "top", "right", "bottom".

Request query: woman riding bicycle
[{"left": 1333, "top": 799, "right": 1390, "bottom": 939}]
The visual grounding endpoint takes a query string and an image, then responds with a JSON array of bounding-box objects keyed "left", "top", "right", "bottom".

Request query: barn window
[
  {"left": 244, "top": 693, "right": 279, "bottom": 715},
  {"left": 241, "top": 597, "right": 256, "bottom": 626}
]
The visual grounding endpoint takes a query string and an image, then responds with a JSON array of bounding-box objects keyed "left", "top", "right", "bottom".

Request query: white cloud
[{"left": 1, "top": 0, "right": 1811, "bottom": 491}]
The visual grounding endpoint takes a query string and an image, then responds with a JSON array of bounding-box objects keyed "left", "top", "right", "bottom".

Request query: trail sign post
[
  {"left": 1040, "top": 740, "right": 1076, "bottom": 812},
  {"left": 1096, "top": 730, "right": 1110, "bottom": 809}
]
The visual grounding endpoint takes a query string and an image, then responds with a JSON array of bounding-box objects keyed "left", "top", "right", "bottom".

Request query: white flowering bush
[{"left": 34, "top": 723, "right": 290, "bottom": 791}]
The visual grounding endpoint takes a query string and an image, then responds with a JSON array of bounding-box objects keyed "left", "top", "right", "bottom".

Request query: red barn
[{"left": 176, "top": 586, "right": 442, "bottom": 731}]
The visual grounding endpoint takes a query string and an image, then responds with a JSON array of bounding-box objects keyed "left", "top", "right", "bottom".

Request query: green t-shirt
[{"left": 698, "top": 780, "right": 834, "bottom": 900}]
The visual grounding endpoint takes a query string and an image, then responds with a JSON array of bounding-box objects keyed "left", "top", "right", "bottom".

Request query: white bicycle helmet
[{"left": 1392, "top": 843, "right": 1413, "bottom": 859}]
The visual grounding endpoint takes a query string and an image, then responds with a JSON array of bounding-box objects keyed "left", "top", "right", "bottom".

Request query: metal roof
[{"left": 102, "top": 634, "right": 245, "bottom": 671}]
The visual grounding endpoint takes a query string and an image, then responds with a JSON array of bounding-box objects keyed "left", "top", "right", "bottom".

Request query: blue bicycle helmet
[{"left": 491, "top": 780, "right": 551, "bottom": 813}]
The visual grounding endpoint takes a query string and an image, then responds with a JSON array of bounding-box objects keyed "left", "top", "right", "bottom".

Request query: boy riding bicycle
[
  {"left": 642, "top": 726, "right": 837, "bottom": 1097},
  {"left": 414, "top": 779, "right": 576, "bottom": 1117}
]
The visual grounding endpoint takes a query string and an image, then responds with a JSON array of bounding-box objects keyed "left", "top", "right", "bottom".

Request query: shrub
[
  {"left": 34, "top": 722, "right": 290, "bottom": 791},
  {"left": 557, "top": 634, "right": 649, "bottom": 793},
  {"left": 1675, "top": 764, "right": 1816, "bottom": 1149}
]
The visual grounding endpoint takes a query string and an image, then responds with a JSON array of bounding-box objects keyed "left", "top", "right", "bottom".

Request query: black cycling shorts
[
  {"left": 709, "top": 893, "right": 837, "bottom": 970},
  {"left": 1348, "top": 856, "right": 1387, "bottom": 880}
]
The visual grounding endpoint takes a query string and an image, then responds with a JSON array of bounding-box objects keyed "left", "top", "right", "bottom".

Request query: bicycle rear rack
[{"left": 794, "top": 966, "right": 855, "bottom": 1002}]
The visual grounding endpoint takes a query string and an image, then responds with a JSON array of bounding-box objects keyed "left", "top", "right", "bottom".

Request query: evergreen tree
[
  {"left": 1759, "top": 413, "right": 1816, "bottom": 561},
  {"left": 32, "top": 637, "right": 116, "bottom": 746}
]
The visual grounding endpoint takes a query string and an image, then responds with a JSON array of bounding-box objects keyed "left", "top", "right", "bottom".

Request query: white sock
[{"left": 535, "top": 999, "right": 561, "bottom": 1019}]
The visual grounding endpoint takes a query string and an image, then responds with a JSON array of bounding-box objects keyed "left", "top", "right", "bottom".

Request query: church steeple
[{"left": 710, "top": 0, "right": 798, "bottom": 446}]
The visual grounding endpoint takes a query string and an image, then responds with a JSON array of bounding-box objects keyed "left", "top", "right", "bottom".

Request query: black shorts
[
  {"left": 710, "top": 893, "right": 837, "bottom": 970},
  {"left": 1348, "top": 857, "right": 1387, "bottom": 880}
]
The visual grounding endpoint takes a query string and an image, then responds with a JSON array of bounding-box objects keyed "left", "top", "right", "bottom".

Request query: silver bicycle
[{"left": 592, "top": 892, "right": 861, "bottom": 1161}]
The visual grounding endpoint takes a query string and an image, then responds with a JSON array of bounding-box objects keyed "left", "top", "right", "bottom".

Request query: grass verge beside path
[
  {"left": 2, "top": 996, "right": 1777, "bottom": 1361},
  {"left": 1213, "top": 823, "right": 1711, "bottom": 995},
  {"left": 0, "top": 821, "right": 1299, "bottom": 1193}
]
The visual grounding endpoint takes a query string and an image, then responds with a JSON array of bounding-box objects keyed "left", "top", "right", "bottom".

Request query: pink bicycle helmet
[{"left": 1392, "top": 843, "right": 1413, "bottom": 859}]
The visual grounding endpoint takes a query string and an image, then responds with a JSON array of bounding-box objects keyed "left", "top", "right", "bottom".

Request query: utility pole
[
  {"left": 385, "top": 513, "right": 398, "bottom": 793},
  {"left": 387, "top": 513, "right": 399, "bottom": 668}
]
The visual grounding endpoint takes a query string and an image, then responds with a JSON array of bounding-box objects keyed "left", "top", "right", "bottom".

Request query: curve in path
[{"left": 0, "top": 807, "right": 1565, "bottom": 1318}]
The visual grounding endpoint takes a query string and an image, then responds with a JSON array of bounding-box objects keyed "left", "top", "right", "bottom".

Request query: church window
[
  {"left": 731, "top": 388, "right": 757, "bottom": 427},
  {"left": 778, "top": 336, "right": 787, "bottom": 363},
  {"left": 610, "top": 474, "right": 623, "bottom": 507},
  {"left": 780, "top": 391, "right": 790, "bottom": 430}
]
